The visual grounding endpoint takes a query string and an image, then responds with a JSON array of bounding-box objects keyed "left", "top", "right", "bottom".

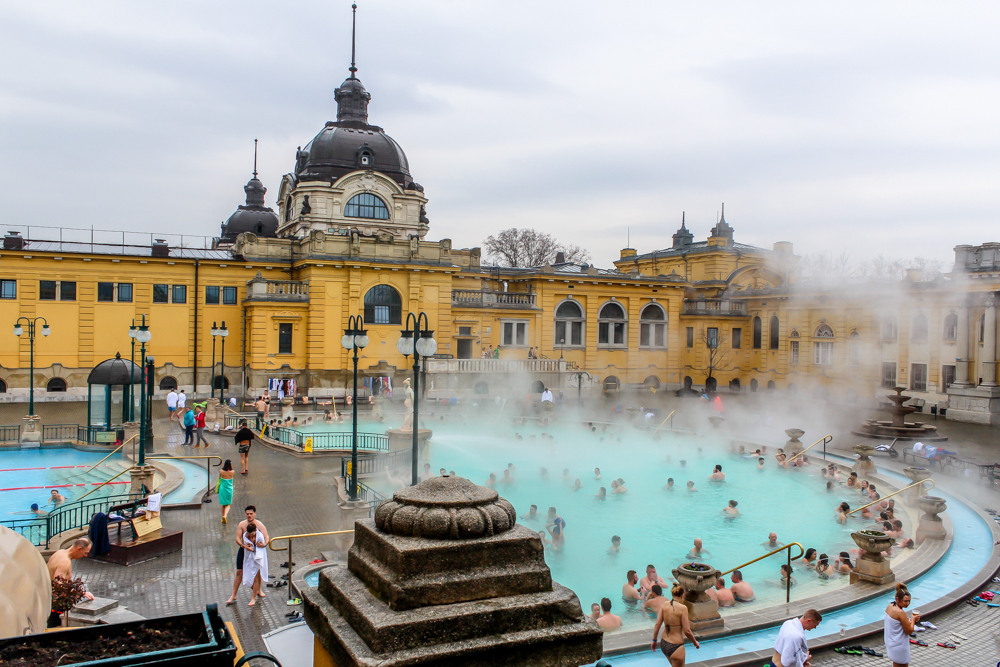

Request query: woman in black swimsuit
[{"left": 651, "top": 583, "right": 700, "bottom": 666}]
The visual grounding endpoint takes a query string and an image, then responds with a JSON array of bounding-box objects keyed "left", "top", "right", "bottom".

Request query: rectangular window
[
  {"left": 942, "top": 364, "right": 955, "bottom": 391},
  {"left": 97, "top": 282, "right": 115, "bottom": 302},
  {"left": 171, "top": 285, "right": 186, "bottom": 304},
  {"left": 790, "top": 340, "right": 799, "bottom": 364},
  {"left": 205, "top": 286, "right": 220, "bottom": 304},
  {"left": 570, "top": 321, "right": 582, "bottom": 346},
  {"left": 731, "top": 327, "right": 742, "bottom": 349},
  {"left": 153, "top": 284, "right": 169, "bottom": 303},
  {"left": 39, "top": 280, "right": 56, "bottom": 300},
  {"left": 911, "top": 363, "right": 927, "bottom": 392},
  {"left": 459, "top": 326, "right": 471, "bottom": 336},
  {"left": 117, "top": 283, "right": 132, "bottom": 302},
  {"left": 502, "top": 320, "right": 528, "bottom": 347},
  {"left": 814, "top": 341, "right": 833, "bottom": 366},
  {"left": 882, "top": 362, "right": 897, "bottom": 388},
  {"left": 640, "top": 322, "right": 666, "bottom": 348},
  {"left": 850, "top": 341, "right": 860, "bottom": 367},
  {"left": 686, "top": 327, "right": 694, "bottom": 348},
  {"left": 0, "top": 280, "right": 15, "bottom": 299},
  {"left": 223, "top": 286, "right": 238, "bottom": 305},
  {"left": 59, "top": 282, "right": 76, "bottom": 301},
  {"left": 278, "top": 323, "right": 293, "bottom": 354},
  {"left": 706, "top": 327, "right": 719, "bottom": 349}
]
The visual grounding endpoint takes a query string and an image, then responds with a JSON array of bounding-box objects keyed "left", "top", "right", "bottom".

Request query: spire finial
[
  {"left": 253, "top": 138, "right": 258, "bottom": 178},
  {"left": 682, "top": 211, "right": 686, "bottom": 229},
  {"left": 720, "top": 202, "right": 725, "bottom": 221},
  {"left": 349, "top": 3, "right": 358, "bottom": 78}
]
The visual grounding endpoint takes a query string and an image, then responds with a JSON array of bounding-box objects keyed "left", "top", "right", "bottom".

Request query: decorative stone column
[
  {"left": 129, "top": 465, "right": 157, "bottom": 496},
  {"left": 20, "top": 415, "right": 41, "bottom": 447},
  {"left": 386, "top": 428, "right": 432, "bottom": 459},
  {"left": 915, "top": 496, "right": 947, "bottom": 544},
  {"left": 785, "top": 429, "right": 805, "bottom": 457},
  {"left": 672, "top": 563, "right": 723, "bottom": 634},
  {"left": 280, "top": 397, "right": 295, "bottom": 420},
  {"left": 983, "top": 294, "right": 997, "bottom": 387},
  {"left": 954, "top": 299, "right": 972, "bottom": 387},
  {"left": 850, "top": 530, "right": 895, "bottom": 585},
  {"left": 903, "top": 466, "right": 932, "bottom": 507},
  {"left": 303, "top": 477, "right": 603, "bottom": 667},
  {"left": 334, "top": 499, "right": 369, "bottom": 556},
  {"left": 852, "top": 445, "right": 876, "bottom": 475}
]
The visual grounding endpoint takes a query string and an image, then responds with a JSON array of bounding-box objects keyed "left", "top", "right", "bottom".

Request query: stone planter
[
  {"left": 280, "top": 396, "right": 295, "bottom": 420},
  {"left": 785, "top": 428, "right": 805, "bottom": 456},
  {"left": 850, "top": 530, "right": 895, "bottom": 585},
  {"left": 852, "top": 445, "right": 876, "bottom": 475},
  {"left": 672, "top": 563, "right": 723, "bottom": 634},
  {"left": 915, "top": 495, "right": 947, "bottom": 544},
  {"left": 903, "top": 466, "right": 932, "bottom": 507}
]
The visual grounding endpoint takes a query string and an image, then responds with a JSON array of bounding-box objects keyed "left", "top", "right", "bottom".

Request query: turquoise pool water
[{"left": 591, "top": 460, "right": 993, "bottom": 664}]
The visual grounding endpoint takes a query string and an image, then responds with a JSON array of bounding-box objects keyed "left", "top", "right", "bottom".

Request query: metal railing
[
  {"left": 81, "top": 434, "right": 138, "bottom": 476},
  {"left": 653, "top": 410, "right": 676, "bottom": 434},
  {"left": 719, "top": 541, "right": 805, "bottom": 604},
  {"left": 681, "top": 299, "right": 748, "bottom": 316},
  {"left": 72, "top": 466, "right": 135, "bottom": 505},
  {"left": 340, "top": 448, "right": 411, "bottom": 479},
  {"left": 0, "top": 489, "right": 145, "bottom": 548},
  {"left": 268, "top": 530, "right": 354, "bottom": 600},
  {"left": 258, "top": 421, "right": 389, "bottom": 452},
  {"left": 847, "top": 479, "right": 935, "bottom": 516},
  {"left": 148, "top": 455, "right": 223, "bottom": 503},
  {"left": 0, "top": 425, "right": 21, "bottom": 444},
  {"left": 42, "top": 423, "right": 78, "bottom": 442},
  {"left": 78, "top": 425, "right": 121, "bottom": 444},
  {"left": 787, "top": 435, "right": 834, "bottom": 463}
]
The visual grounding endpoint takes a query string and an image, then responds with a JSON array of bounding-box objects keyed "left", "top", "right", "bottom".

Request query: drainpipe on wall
[
  {"left": 242, "top": 305, "right": 248, "bottom": 400},
  {"left": 193, "top": 259, "right": 199, "bottom": 396}
]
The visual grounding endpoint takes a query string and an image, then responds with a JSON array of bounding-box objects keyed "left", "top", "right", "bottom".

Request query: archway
[
  {"left": 683, "top": 376, "right": 693, "bottom": 390},
  {"left": 767, "top": 380, "right": 776, "bottom": 390},
  {"left": 729, "top": 378, "right": 741, "bottom": 392},
  {"left": 159, "top": 376, "right": 178, "bottom": 391},
  {"left": 46, "top": 377, "right": 67, "bottom": 392},
  {"left": 750, "top": 378, "right": 758, "bottom": 392},
  {"left": 213, "top": 375, "right": 230, "bottom": 390},
  {"left": 473, "top": 381, "right": 489, "bottom": 395},
  {"left": 705, "top": 376, "right": 717, "bottom": 393},
  {"left": 530, "top": 380, "right": 544, "bottom": 394},
  {"left": 643, "top": 375, "right": 661, "bottom": 390},
  {"left": 602, "top": 376, "right": 620, "bottom": 392}
]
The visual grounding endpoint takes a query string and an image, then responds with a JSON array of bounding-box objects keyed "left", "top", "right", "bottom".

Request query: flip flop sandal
[
  {"left": 909, "top": 639, "right": 928, "bottom": 646},
  {"left": 937, "top": 642, "right": 957, "bottom": 649},
  {"left": 862, "top": 648, "right": 883, "bottom": 657},
  {"left": 966, "top": 598, "right": 980, "bottom": 606},
  {"left": 920, "top": 621, "right": 938, "bottom": 629},
  {"left": 987, "top": 603, "right": 999, "bottom": 608},
  {"left": 953, "top": 632, "right": 968, "bottom": 640}
]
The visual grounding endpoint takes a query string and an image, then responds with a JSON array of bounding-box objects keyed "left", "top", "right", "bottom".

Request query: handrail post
[
  {"left": 287, "top": 538, "right": 294, "bottom": 602},
  {"left": 786, "top": 548, "right": 791, "bottom": 603}
]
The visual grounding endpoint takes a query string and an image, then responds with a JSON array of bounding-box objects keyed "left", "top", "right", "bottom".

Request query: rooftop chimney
[
  {"left": 3, "top": 231, "right": 24, "bottom": 250},
  {"left": 151, "top": 239, "right": 169, "bottom": 257},
  {"left": 555, "top": 251, "right": 565, "bottom": 264}
]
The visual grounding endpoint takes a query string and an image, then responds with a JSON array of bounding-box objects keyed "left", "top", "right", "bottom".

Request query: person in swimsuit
[
  {"left": 225, "top": 505, "right": 268, "bottom": 606},
  {"left": 650, "top": 583, "right": 700, "bottom": 666},
  {"left": 520, "top": 504, "right": 539, "bottom": 521},
  {"left": 664, "top": 478, "right": 675, "bottom": 491},
  {"left": 589, "top": 602, "right": 601, "bottom": 620},
  {"left": 884, "top": 582, "right": 919, "bottom": 666},
  {"left": 799, "top": 548, "right": 817, "bottom": 568},
  {"left": 595, "top": 487, "right": 607, "bottom": 499},
  {"left": 708, "top": 464, "right": 725, "bottom": 481},
  {"left": 644, "top": 584, "right": 668, "bottom": 613},
  {"left": 622, "top": 569, "right": 642, "bottom": 601},
  {"left": 595, "top": 597, "right": 622, "bottom": 630},
  {"left": 836, "top": 502, "right": 850, "bottom": 524}
]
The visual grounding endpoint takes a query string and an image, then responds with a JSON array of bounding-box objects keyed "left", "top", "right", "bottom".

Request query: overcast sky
[{"left": 2, "top": 1, "right": 999, "bottom": 269}]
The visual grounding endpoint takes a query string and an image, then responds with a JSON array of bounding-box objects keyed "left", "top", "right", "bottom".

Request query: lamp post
[
  {"left": 219, "top": 321, "right": 228, "bottom": 404},
  {"left": 13, "top": 317, "right": 51, "bottom": 416},
  {"left": 341, "top": 315, "right": 369, "bottom": 502},
  {"left": 210, "top": 321, "right": 218, "bottom": 401},
  {"left": 398, "top": 312, "right": 437, "bottom": 486},
  {"left": 135, "top": 317, "right": 152, "bottom": 465},
  {"left": 128, "top": 320, "right": 137, "bottom": 421}
]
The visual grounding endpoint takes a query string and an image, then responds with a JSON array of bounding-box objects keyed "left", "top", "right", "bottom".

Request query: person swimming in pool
[
  {"left": 500, "top": 469, "right": 514, "bottom": 486},
  {"left": 708, "top": 465, "right": 725, "bottom": 481},
  {"left": 485, "top": 472, "right": 497, "bottom": 488},
  {"left": 613, "top": 479, "right": 628, "bottom": 494},
  {"left": 609, "top": 535, "right": 621, "bottom": 554},
  {"left": 595, "top": 487, "right": 607, "bottom": 499},
  {"left": 686, "top": 481, "right": 697, "bottom": 492},
  {"left": 679, "top": 460, "right": 687, "bottom": 468},
  {"left": 547, "top": 516, "right": 566, "bottom": 549},
  {"left": 687, "top": 538, "right": 711, "bottom": 560},
  {"left": 50, "top": 489, "right": 66, "bottom": 505},
  {"left": 573, "top": 479, "right": 582, "bottom": 490},
  {"left": 722, "top": 500, "right": 739, "bottom": 516},
  {"left": 520, "top": 504, "right": 539, "bottom": 521},
  {"left": 594, "top": 467, "right": 602, "bottom": 480},
  {"left": 30, "top": 503, "right": 47, "bottom": 517},
  {"left": 758, "top": 457, "right": 766, "bottom": 470},
  {"left": 663, "top": 478, "right": 675, "bottom": 491}
]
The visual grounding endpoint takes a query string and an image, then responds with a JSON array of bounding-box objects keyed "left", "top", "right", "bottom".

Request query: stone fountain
[
  {"left": 303, "top": 476, "right": 603, "bottom": 666},
  {"left": 852, "top": 444, "right": 877, "bottom": 475},
  {"left": 853, "top": 386, "right": 947, "bottom": 441}
]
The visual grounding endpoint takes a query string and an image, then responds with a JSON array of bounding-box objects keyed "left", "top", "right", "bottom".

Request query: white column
[
  {"left": 954, "top": 299, "right": 971, "bottom": 387},
  {"left": 983, "top": 293, "right": 997, "bottom": 387}
]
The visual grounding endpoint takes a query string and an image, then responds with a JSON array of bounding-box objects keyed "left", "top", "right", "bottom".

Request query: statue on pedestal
[{"left": 400, "top": 378, "right": 414, "bottom": 431}]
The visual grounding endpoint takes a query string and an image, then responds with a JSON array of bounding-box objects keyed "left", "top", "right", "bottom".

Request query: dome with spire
[
  {"left": 672, "top": 212, "right": 694, "bottom": 248},
  {"left": 219, "top": 145, "right": 279, "bottom": 243}
]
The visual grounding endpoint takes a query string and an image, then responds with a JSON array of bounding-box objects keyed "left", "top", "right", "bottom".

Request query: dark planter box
[{"left": 0, "top": 604, "right": 236, "bottom": 667}]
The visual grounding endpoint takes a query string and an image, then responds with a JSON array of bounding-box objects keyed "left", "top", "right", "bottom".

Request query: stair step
[{"left": 71, "top": 596, "right": 119, "bottom": 616}]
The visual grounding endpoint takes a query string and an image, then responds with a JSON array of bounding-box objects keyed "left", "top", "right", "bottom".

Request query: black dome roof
[
  {"left": 220, "top": 175, "right": 279, "bottom": 242},
  {"left": 293, "top": 76, "right": 418, "bottom": 189},
  {"left": 88, "top": 353, "right": 142, "bottom": 385}
]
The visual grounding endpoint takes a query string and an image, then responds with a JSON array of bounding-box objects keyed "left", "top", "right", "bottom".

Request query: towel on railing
[{"left": 88, "top": 512, "right": 111, "bottom": 556}]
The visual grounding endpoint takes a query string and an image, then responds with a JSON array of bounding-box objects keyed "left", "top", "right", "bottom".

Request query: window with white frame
[
  {"left": 849, "top": 331, "right": 860, "bottom": 367},
  {"left": 597, "top": 302, "right": 626, "bottom": 346},
  {"left": 814, "top": 341, "right": 833, "bottom": 365},
  {"left": 911, "top": 363, "right": 927, "bottom": 391},
  {"left": 882, "top": 362, "right": 897, "bottom": 388},
  {"left": 790, "top": 340, "right": 799, "bottom": 365},
  {"left": 881, "top": 315, "right": 898, "bottom": 341},
  {"left": 554, "top": 300, "right": 584, "bottom": 347},
  {"left": 943, "top": 313, "right": 958, "bottom": 341},
  {"left": 639, "top": 303, "right": 666, "bottom": 348},
  {"left": 501, "top": 320, "right": 528, "bottom": 347}
]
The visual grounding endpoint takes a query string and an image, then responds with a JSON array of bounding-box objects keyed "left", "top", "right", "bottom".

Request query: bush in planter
[{"left": 51, "top": 577, "right": 89, "bottom": 613}]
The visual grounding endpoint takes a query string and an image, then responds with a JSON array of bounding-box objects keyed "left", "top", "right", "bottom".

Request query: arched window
[
  {"left": 284, "top": 198, "right": 292, "bottom": 223},
  {"left": 705, "top": 377, "right": 717, "bottom": 392},
  {"left": 530, "top": 380, "right": 544, "bottom": 393},
  {"left": 46, "top": 377, "right": 67, "bottom": 392},
  {"left": 814, "top": 324, "right": 834, "bottom": 365},
  {"left": 473, "top": 381, "right": 489, "bottom": 395},
  {"left": 602, "top": 375, "right": 620, "bottom": 392},
  {"left": 767, "top": 380, "right": 776, "bottom": 390},
  {"left": 849, "top": 330, "right": 861, "bottom": 367},
  {"left": 213, "top": 375, "right": 230, "bottom": 390},
  {"left": 0, "top": 378, "right": 6, "bottom": 393},
  {"left": 750, "top": 378, "right": 758, "bottom": 392},
  {"left": 943, "top": 313, "right": 958, "bottom": 341},
  {"left": 769, "top": 316, "right": 779, "bottom": 350},
  {"left": 683, "top": 376, "right": 693, "bottom": 390},
  {"left": 729, "top": 378, "right": 741, "bottom": 392},
  {"left": 598, "top": 302, "right": 626, "bottom": 346},
  {"left": 554, "top": 300, "right": 584, "bottom": 347},
  {"left": 911, "top": 314, "right": 928, "bottom": 342},
  {"left": 643, "top": 375, "right": 661, "bottom": 390},
  {"left": 639, "top": 304, "right": 666, "bottom": 348},
  {"left": 814, "top": 324, "right": 835, "bottom": 338},
  {"left": 881, "top": 315, "right": 898, "bottom": 341},
  {"left": 752, "top": 316, "right": 762, "bottom": 349},
  {"left": 159, "top": 376, "right": 177, "bottom": 391},
  {"left": 358, "top": 149, "right": 373, "bottom": 167},
  {"left": 344, "top": 193, "right": 390, "bottom": 220},
  {"left": 364, "top": 285, "right": 402, "bottom": 325}
]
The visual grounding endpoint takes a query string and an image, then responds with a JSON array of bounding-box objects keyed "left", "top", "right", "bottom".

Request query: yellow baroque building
[{"left": 2, "top": 59, "right": 1000, "bottom": 425}]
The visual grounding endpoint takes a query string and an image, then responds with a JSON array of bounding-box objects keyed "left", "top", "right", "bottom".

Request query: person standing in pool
[
  {"left": 650, "top": 583, "right": 700, "bottom": 665},
  {"left": 687, "top": 538, "right": 711, "bottom": 559},
  {"left": 644, "top": 584, "right": 669, "bottom": 613},
  {"left": 722, "top": 500, "right": 739, "bottom": 517},
  {"left": 217, "top": 460, "right": 235, "bottom": 524},
  {"left": 686, "top": 481, "right": 698, "bottom": 492},
  {"left": 639, "top": 564, "right": 668, "bottom": 593},
  {"left": 708, "top": 465, "right": 725, "bottom": 481},
  {"left": 595, "top": 487, "right": 607, "bottom": 499},
  {"left": 596, "top": 597, "right": 621, "bottom": 630},
  {"left": 664, "top": 478, "right": 675, "bottom": 491},
  {"left": 622, "top": 570, "right": 642, "bottom": 601},
  {"left": 730, "top": 570, "right": 755, "bottom": 601},
  {"left": 594, "top": 467, "right": 602, "bottom": 480},
  {"left": 608, "top": 535, "right": 621, "bottom": 554},
  {"left": 50, "top": 489, "right": 66, "bottom": 505},
  {"left": 520, "top": 504, "right": 539, "bottom": 521}
]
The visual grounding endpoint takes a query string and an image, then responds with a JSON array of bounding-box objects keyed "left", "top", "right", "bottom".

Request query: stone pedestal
[
  {"left": 128, "top": 465, "right": 157, "bottom": 496},
  {"left": 123, "top": 421, "right": 139, "bottom": 446},
  {"left": 303, "top": 476, "right": 602, "bottom": 667},
  {"left": 281, "top": 397, "right": 295, "bottom": 420},
  {"left": 852, "top": 445, "right": 876, "bottom": 475},
  {"left": 915, "top": 496, "right": 948, "bottom": 544},
  {"left": 386, "top": 428, "right": 432, "bottom": 458},
  {"left": 903, "top": 467, "right": 932, "bottom": 507},
  {"left": 672, "top": 563, "right": 723, "bottom": 635},
  {"left": 335, "top": 499, "right": 370, "bottom": 556},
  {"left": 945, "top": 384, "right": 1000, "bottom": 424},
  {"left": 785, "top": 429, "right": 805, "bottom": 457},
  {"left": 850, "top": 531, "right": 895, "bottom": 585},
  {"left": 205, "top": 401, "right": 228, "bottom": 425},
  {"left": 21, "top": 415, "right": 41, "bottom": 447}
]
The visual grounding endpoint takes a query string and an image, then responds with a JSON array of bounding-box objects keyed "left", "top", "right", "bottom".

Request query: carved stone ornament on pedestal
[
  {"left": 915, "top": 495, "right": 948, "bottom": 544},
  {"left": 303, "top": 476, "right": 603, "bottom": 667},
  {"left": 850, "top": 530, "right": 895, "bottom": 585},
  {"left": 671, "top": 563, "right": 723, "bottom": 634}
]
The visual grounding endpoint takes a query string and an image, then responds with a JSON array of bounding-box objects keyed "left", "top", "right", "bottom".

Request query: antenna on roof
[
  {"left": 349, "top": 3, "right": 358, "bottom": 78},
  {"left": 253, "top": 138, "right": 258, "bottom": 178},
  {"left": 627, "top": 226, "right": 630, "bottom": 247}
]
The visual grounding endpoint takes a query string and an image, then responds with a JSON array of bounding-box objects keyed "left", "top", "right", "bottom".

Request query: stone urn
[
  {"left": 850, "top": 530, "right": 895, "bottom": 585},
  {"left": 280, "top": 396, "right": 295, "bottom": 420},
  {"left": 785, "top": 429, "right": 805, "bottom": 456},
  {"left": 903, "top": 466, "right": 932, "bottom": 507},
  {"left": 852, "top": 444, "right": 877, "bottom": 475},
  {"left": 671, "top": 562, "right": 723, "bottom": 634},
  {"left": 303, "top": 476, "right": 603, "bottom": 667},
  {"left": 915, "top": 495, "right": 947, "bottom": 544}
]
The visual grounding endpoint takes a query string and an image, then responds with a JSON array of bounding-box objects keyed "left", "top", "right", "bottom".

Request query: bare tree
[
  {"left": 482, "top": 228, "right": 592, "bottom": 268},
  {"left": 800, "top": 251, "right": 950, "bottom": 282},
  {"left": 698, "top": 328, "right": 732, "bottom": 387}
]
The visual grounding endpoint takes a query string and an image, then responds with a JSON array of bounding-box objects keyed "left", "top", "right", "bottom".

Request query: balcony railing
[
  {"left": 245, "top": 275, "right": 309, "bottom": 302},
  {"left": 681, "top": 299, "right": 748, "bottom": 316},
  {"left": 451, "top": 289, "right": 537, "bottom": 309},
  {"left": 425, "top": 358, "right": 565, "bottom": 373}
]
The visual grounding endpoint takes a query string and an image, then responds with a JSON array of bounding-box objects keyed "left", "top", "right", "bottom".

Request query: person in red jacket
[{"left": 194, "top": 405, "right": 210, "bottom": 448}]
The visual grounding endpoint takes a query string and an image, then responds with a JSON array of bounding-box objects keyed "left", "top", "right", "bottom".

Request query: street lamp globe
[
  {"left": 136, "top": 328, "right": 152, "bottom": 344},
  {"left": 128, "top": 325, "right": 137, "bottom": 339},
  {"left": 341, "top": 334, "right": 355, "bottom": 350},
  {"left": 415, "top": 335, "right": 437, "bottom": 357},
  {"left": 219, "top": 327, "right": 229, "bottom": 338},
  {"left": 355, "top": 333, "right": 369, "bottom": 348},
  {"left": 211, "top": 323, "right": 219, "bottom": 336},
  {"left": 396, "top": 333, "right": 414, "bottom": 356},
  {"left": 13, "top": 325, "right": 22, "bottom": 337},
  {"left": 41, "top": 325, "right": 51, "bottom": 337}
]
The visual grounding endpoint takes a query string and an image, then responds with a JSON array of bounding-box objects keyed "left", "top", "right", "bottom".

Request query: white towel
[
  {"left": 241, "top": 535, "right": 268, "bottom": 587},
  {"left": 912, "top": 442, "right": 925, "bottom": 453}
]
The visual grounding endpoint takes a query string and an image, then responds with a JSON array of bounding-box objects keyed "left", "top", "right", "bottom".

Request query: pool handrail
[
  {"left": 847, "top": 478, "right": 934, "bottom": 516},
  {"left": 148, "top": 455, "right": 223, "bottom": 504},
  {"left": 71, "top": 465, "right": 135, "bottom": 504},
  {"left": 719, "top": 541, "right": 805, "bottom": 604},
  {"left": 786, "top": 435, "right": 834, "bottom": 463},
  {"left": 653, "top": 410, "right": 676, "bottom": 434},
  {"left": 267, "top": 529, "right": 354, "bottom": 600},
  {"left": 81, "top": 434, "right": 138, "bottom": 476}
]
